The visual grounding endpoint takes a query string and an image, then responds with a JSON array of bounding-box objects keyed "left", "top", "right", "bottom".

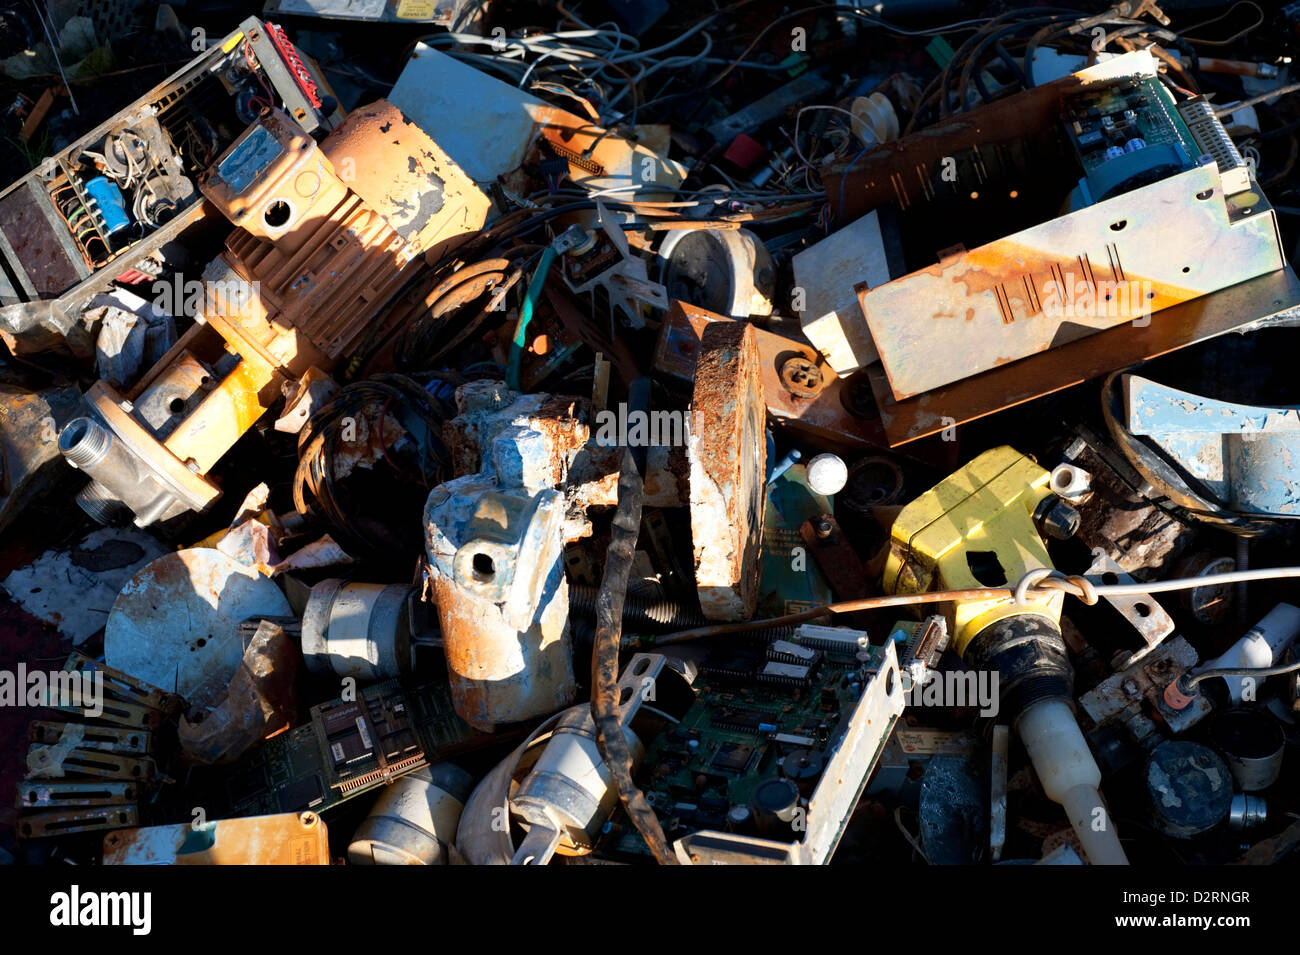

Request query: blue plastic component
[
  {"left": 84, "top": 176, "right": 130, "bottom": 237},
  {"left": 1123, "top": 137, "right": 1146, "bottom": 153}
]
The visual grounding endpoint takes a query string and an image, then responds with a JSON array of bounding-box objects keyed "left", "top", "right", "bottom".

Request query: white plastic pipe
[
  {"left": 1017, "top": 698, "right": 1128, "bottom": 865},
  {"left": 1201, "top": 603, "right": 1300, "bottom": 703}
]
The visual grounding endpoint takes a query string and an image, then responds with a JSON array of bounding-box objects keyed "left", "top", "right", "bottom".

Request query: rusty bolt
[{"left": 780, "top": 356, "right": 823, "bottom": 398}]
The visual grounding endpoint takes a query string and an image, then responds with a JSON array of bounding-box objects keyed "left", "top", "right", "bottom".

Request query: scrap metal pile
[{"left": 2, "top": 0, "right": 1300, "bottom": 866}]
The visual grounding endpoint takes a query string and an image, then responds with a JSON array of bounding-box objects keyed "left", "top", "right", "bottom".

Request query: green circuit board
[
  {"left": 1064, "top": 75, "right": 1199, "bottom": 175},
  {"left": 220, "top": 679, "right": 479, "bottom": 817},
  {"left": 596, "top": 639, "right": 890, "bottom": 860}
]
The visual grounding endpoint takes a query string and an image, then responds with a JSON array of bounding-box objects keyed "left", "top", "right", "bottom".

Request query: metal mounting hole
[
  {"left": 1196, "top": 189, "right": 1214, "bottom": 201},
  {"left": 1109, "top": 220, "right": 1127, "bottom": 232},
  {"left": 472, "top": 553, "right": 495, "bottom": 580},
  {"left": 263, "top": 200, "right": 292, "bottom": 228}
]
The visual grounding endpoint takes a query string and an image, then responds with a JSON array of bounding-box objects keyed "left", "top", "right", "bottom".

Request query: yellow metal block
[{"left": 885, "top": 446, "right": 1062, "bottom": 653}]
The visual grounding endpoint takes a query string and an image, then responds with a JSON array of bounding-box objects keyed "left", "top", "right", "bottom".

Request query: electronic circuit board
[
  {"left": 1064, "top": 75, "right": 1200, "bottom": 175},
  {"left": 221, "top": 679, "right": 480, "bottom": 817},
  {"left": 596, "top": 635, "right": 900, "bottom": 862}
]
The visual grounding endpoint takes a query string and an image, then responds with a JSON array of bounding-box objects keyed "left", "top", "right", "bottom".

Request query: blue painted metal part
[
  {"left": 84, "top": 176, "right": 130, "bottom": 236},
  {"left": 1124, "top": 374, "right": 1300, "bottom": 516}
]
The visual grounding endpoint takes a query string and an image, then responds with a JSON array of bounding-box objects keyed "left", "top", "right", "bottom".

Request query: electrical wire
[
  {"left": 1186, "top": 659, "right": 1300, "bottom": 688},
  {"left": 507, "top": 246, "right": 559, "bottom": 390},
  {"left": 1217, "top": 82, "right": 1300, "bottom": 117},
  {"left": 646, "top": 566, "right": 1300, "bottom": 646},
  {"left": 1179, "top": 1, "right": 1265, "bottom": 47}
]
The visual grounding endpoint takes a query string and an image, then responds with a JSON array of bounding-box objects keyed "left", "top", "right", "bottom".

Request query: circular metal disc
[{"left": 105, "top": 548, "right": 291, "bottom": 707}]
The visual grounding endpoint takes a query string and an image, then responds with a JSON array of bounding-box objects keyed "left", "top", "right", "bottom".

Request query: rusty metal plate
[
  {"left": 26, "top": 744, "right": 152, "bottom": 780},
  {"left": 18, "top": 780, "right": 138, "bottom": 809},
  {"left": 859, "top": 163, "right": 1284, "bottom": 400},
  {"left": 19, "top": 806, "right": 139, "bottom": 839},
  {"left": 104, "top": 548, "right": 292, "bottom": 708},
  {"left": 102, "top": 811, "right": 331, "bottom": 865},
  {"left": 28, "top": 722, "right": 151, "bottom": 755},
  {"left": 867, "top": 267, "right": 1300, "bottom": 445},
  {"left": 689, "top": 321, "right": 766, "bottom": 621}
]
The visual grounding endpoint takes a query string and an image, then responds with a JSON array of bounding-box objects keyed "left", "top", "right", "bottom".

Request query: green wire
[{"left": 507, "top": 245, "right": 558, "bottom": 390}]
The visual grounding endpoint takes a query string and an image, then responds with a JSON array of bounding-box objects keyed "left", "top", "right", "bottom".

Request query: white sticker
[
  {"left": 330, "top": 742, "right": 345, "bottom": 762},
  {"left": 356, "top": 717, "right": 372, "bottom": 749}
]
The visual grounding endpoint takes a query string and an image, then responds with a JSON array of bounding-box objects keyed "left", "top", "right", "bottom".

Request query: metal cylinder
[
  {"left": 1209, "top": 709, "right": 1285, "bottom": 792},
  {"left": 1228, "top": 793, "right": 1267, "bottom": 830},
  {"left": 510, "top": 707, "right": 643, "bottom": 855},
  {"left": 301, "top": 579, "right": 413, "bottom": 681},
  {"left": 347, "top": 764, "right": 475, "bottom": 865},
  {"left": 59, "top": 416, "right": 113, "bottom": 469},
  {"left": 1145, "top": 741, "right": 1233, "bottom": 838}
]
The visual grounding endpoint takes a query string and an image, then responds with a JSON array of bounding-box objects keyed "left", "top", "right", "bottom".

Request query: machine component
[
  {"left": 495, "top": 654, "right": 665, "bottom": 864},
  {"left": 82, "top": 177, "right": 130, "bottom": 237},
  {"left": 103, "top": 811, "right": 330, "bottom": 865},
  {"left": 884, "top": 446, "right": 1128, "bottom": 864},
  {"left": 557, "top": 214, "right": 669, "bottom": 329},
  {"left": 1209, "top": 709, "right": 1285, "bottom": 792},
  {"left": 425, "top": 430, "right": 579, "bottom": 730},
  {"left": 656, "top": 228, "right": 773, "bottom": 320},
  {"left": 59, "top": 100, "right": 490, "bottom": 526},
  {"left": 654, "top": 301, "right": 889, "bottom": 451},
  {"left": 347, "top": 763, "right": 475, "bottom": 865},
  {"left": 43, "top": 652, "right": 181, "bottom": 730},
  {"left": 1079, "top": 636, "right": 1212, "bottom": 757},
  {"left": 0, "top": 17, "right": 341, "bottom": 322},
  {"left": 454, "top": 653, "right": 690, "bottom": 865},
  {"left": 103, "top": 549, "right": 292, "bottom": 709},
  {"left": 1072, "top": 550, "right": 1175, "bottom": 669},
  {"left": 28, "top": 722, "right": 151, "bottom": 756},
  {"left": 1177, "top": 97, "right": 1252, "bottom": 196},
  {"left": 892, "top": 616, "right": 950, "bottom": 689},
  {"left": 19, "top": 807, "right": 140, "bottom": 839},
  {"left": 218, "top": 679, "right": 479, "bottom": 818},
  {"left": 18, "top": 781, "right": 137, "bottom": 810},
  {"left": 177, "top": 619, "right": 300, "bottom": 766},
  {"left": 1050, "top": 464, "right": 1091, "bottom": 501},
  {"left": 1061, "top": 431, "right": 1197, "bottom": 576},
  {"left": 301, "top": 579, "right": 415, "bottom": 681},
  {"left": 1144, "top": 741, "right": 1233, "bottom": 839},
  {"left": 830, "top": 53, "right": 1284, "bottom": 401},
  {"left": 1122, "top": 373, "right": 1300, "bottom": 518}
]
